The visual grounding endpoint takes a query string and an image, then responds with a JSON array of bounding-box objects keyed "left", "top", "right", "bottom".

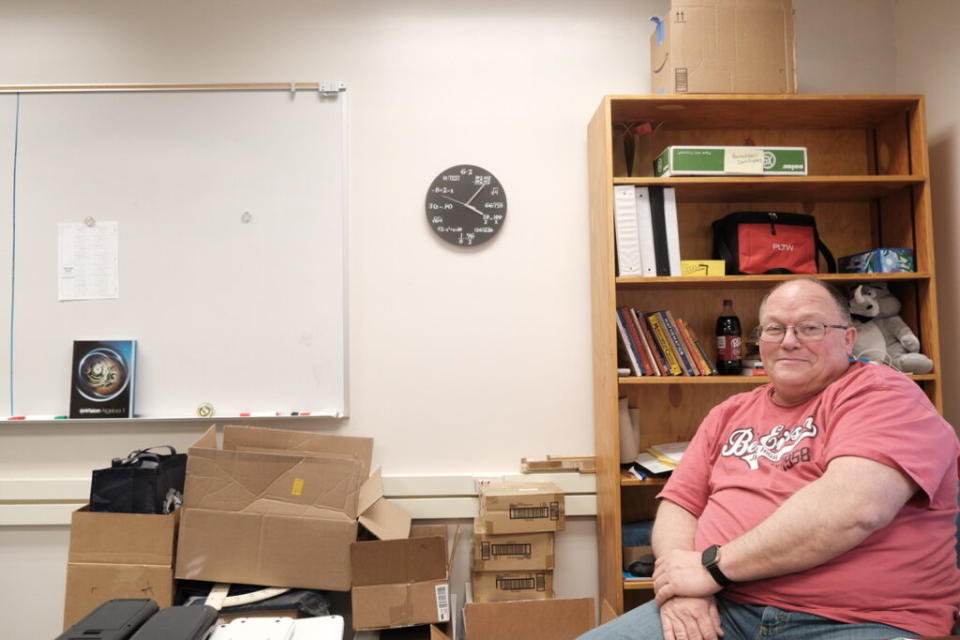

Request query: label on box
[
  {"left": 435, "top": 583, "right": 450, "bottom": 622},
  {"left": 725, "top": 147, "right": 763, "bottom": 174}
]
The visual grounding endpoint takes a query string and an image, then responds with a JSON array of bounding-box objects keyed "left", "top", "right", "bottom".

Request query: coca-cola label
[{"left": 716, "top": 335, "right": 742, "bottom": 360}]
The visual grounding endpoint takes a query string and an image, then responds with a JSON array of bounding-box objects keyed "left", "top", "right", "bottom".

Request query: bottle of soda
[{"left": 715, "top": 299, "right": 742, "bottom": 375}]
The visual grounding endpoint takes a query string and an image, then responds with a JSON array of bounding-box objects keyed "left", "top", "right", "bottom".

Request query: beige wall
[{"left": 0, "top": 1, "right": 955, "bottom": 638}]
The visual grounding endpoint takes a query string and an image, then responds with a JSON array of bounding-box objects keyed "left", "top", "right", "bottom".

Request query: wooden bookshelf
[{"left": 588, "top": 94, "right": 943, "bottom": 620}]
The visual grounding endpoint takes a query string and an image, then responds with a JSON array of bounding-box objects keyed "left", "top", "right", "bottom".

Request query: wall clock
[{"left": 425, "top": 164, "right": 507, "bottom": 247}]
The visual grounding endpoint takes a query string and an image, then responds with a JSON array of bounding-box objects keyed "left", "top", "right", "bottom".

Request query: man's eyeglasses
[{"left": 751, "top": 321, "right": 850, "bottom": 344}]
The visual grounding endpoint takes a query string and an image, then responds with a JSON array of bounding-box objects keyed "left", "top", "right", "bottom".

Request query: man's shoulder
[{"left": 834, "top": 360, "right": 926, "bottom": 394}]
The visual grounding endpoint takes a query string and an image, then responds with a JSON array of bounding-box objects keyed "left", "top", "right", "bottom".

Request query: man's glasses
[{"left": 751, "top": 321, "right": 850, "bottom": 344}]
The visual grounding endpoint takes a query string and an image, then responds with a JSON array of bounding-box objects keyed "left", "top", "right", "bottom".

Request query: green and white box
[{"left": 654, "top": 146, "right": 808, "bottom": 177}]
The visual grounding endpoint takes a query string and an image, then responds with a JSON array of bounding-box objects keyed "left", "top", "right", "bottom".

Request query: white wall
[{"left": 3, "top": 2, "right": 955, "bottom": 638}]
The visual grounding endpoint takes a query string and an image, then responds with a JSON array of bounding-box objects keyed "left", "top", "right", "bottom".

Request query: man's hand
[
  {"left": 659, "top": 595, "right": 725, "bottom": 640},
  {"left": 653, "top": 549, "right": 721, "bottom": 605}
]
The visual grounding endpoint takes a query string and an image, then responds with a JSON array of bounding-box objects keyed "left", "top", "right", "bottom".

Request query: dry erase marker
[{"left": 6, "top": 416, "right": 25, "bottom": 420}]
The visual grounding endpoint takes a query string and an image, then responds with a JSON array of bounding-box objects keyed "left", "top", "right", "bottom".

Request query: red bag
[{"left": 712, "top": 211, "right": 836, "bottom": 275}]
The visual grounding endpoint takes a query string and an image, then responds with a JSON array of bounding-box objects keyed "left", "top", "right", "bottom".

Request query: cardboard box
[
  {"left": 470, "top": 570, "right": 554, "bottom": 603},
  {"left": 351, "top": 529, "right": 453, "bottom": 631},
  {"left": 463, "top": 597, "right": 595, "bottom": 640},
  {"left": 473, "top": 521, "right": 554, "bottom": 571},
  {"left": 175, "top": 424, "right": 411, "bottom": 591},
  {"left": 680, "top": 260, "right": 726, "bottom": 277},
  {"left": 63, "top": 506, "right": 178, "bottom": 629},
  {"left": 654, "top": 146, "right": 807, "bottom": 177},
  {"left": 477, "top": 482, "right": 565, "bottom": 534},
  {"left": 838, "top": 248, "right": 915, "bottom": 273},
  {"left": 650, "top": 0, "right": 797, "bottom": 94}
]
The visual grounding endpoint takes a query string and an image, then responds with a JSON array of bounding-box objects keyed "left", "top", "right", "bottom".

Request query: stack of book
[
  {"left": 471, "top": 482, "right": 564, "bottom": 603},
  {"left": 613, "top": 185, "right": 681, "bottom": 277},
  {"left": 615, "top": 308, "right": 717, "bottom": 376},
  {"left": 632, "top": 441, "right": 690, "bottom": 477}
]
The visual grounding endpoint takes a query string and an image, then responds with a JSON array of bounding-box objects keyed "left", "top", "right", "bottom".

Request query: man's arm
[
  {"left": 653, "top": 455, "right": 918, "bottom": 603},
  {"left": 652, "top": 498, "right": 698, "bottom": 555},
  {"left": 653, "top": 500, "right": 726, "bottom": 640}
]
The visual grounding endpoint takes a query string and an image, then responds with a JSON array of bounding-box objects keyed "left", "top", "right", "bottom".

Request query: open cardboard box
[
  {"left": 175, "top": 424, "right": 411, "bottom": 591},
  {"left": 63, "top": 505, "right": 178, "bottom": 629},
  {"left": 351, "top": 525, "right": 459, "bottom": 631}
]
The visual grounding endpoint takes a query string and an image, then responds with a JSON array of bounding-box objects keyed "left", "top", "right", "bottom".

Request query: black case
[
  {"left": 129, "top": 606, "right": 219, "bottom": 640},
  {"left": 56, "top": 598, "right": 158, "bottom": 640},
  {"left": 90, "top": 446, "right": 187, "bottom": 514}
]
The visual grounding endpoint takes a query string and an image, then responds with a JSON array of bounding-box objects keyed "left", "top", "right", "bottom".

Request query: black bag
[
  {"left": 90, "top": 446, "right": 186, "bottom": 514},
  {"left": 712, "top": 211, "right": 836, "bottom": 275},
  {"left": 56, "top": 598, "right": 158, "bottom": 640}
]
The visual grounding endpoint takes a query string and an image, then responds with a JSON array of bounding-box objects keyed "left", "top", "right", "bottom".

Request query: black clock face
[{"left": 425, "top": 164, "right": 507, "bottom": 247}]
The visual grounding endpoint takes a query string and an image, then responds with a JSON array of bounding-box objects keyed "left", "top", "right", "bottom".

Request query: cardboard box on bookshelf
[
  {"left": 470, "top": 569, "right": 554, "bottom": 603},
  {"left": 654, "top": 146, "right": 807, "bottom": 177},
  {"left": 473, "top": 519, "right": 555, "bottom": 572},
  {"left": 477, "top": 482, "right": 565, "bottom": 534},
  {"left": 650, "top": 0, "right": 797, "bottom": 95}
]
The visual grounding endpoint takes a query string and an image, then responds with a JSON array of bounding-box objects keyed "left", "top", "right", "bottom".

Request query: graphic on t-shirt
[{"left": 721, "top": 416, "right": 818, "bottom": 470}]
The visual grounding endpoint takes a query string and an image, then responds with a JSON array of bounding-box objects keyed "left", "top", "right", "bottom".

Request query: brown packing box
[
  {"left": 63, "top": 506, "right": 178, "bottom": 629},
  {"left": 477, "top": 482, "right": 565, "bottom": 534},
  {"left": 351, "top": 526, "right": 454, "bottom": 631},
  {"left": 473, "top": 519, "right": 554, "bottom": 571},
  {"left": 470, "top": 570, "right": 554, "bottom": 603},
  {"left": 463, "top": 597, "right": 595, "bottom": 640},
  {"left": 175, "top": 424, "right": 411, "bottom": 591},
  {"left": 650, "top": 0, "right": 797, "bottom": 94}
]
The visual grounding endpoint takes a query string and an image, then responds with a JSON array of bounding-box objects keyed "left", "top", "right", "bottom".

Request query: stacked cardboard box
[
  {"left": 470, "top": 482, "right": 564, "bottom": 603},
  {"left": 63, "top": 506, "right": 178, "bottom": 629}
]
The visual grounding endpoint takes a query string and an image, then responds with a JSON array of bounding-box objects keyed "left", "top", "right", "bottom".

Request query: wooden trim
[{"left": 0, "top": 82, "right": 338, "bottom": 94}]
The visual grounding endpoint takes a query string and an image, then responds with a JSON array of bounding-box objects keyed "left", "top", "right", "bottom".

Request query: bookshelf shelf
[
  {"left": 589, "top": 94, "right": 943, "bottom": 620},
  {"left": 623, "top": 579, "right": 655, "bottom": 591},
  {"left": 611, "top": 176, "right": 925, "bottom": 202},
  {"left": 620, "top": 471, "right": 669, "bottom": 487}
]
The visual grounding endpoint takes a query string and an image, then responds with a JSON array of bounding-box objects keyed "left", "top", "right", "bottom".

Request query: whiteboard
[{"left": 3, "top": 88, "right": 347, "bottom": 418}]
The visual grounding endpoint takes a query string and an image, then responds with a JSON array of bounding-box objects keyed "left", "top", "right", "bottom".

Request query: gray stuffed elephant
[{"left": 847, "top": 283, "right": 933, "bottom": 374}]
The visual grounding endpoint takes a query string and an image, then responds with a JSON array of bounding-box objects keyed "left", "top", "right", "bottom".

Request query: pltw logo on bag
[{"left": 772, "top": 242, "right": 795, "bottom": 252}]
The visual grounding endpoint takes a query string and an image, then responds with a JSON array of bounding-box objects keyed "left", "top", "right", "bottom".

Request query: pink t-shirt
[{"left": 659, "top": 361, "right": 960, "bottom": 636}]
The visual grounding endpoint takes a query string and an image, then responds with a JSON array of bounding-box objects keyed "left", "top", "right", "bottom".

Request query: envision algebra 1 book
[{"left": 69, "top": 340, "right": 137, "bottom": 419}]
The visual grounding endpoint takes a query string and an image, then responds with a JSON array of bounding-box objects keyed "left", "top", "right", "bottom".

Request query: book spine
[
  {"left": 630, "top": 308, "right": 662, "bottom": 376},
  {"left": 646, "top": 313, "right": 683, "bottom": 375},
  {"left": 684, "top": 321, "right": 719, "bottom": 375},
  {"left": 621, "top": 308, "right": 653, "bottom": 376},
  {"left": 635, "top": 310, "right": 667, "bottom": 375},
  {"left": 676, "top": 318, "right": 711, "bottom": 376},
  {"left": 648, "top": 186, "right": 671, "bottom": 276},
  {"left": 613, "top": 186, "right": 643, "bottom": 277},
  {"left": 663, "top": 187, "right": 682, "bottom": 276},
  {"left": 634, "top": 187, "right": 658, "bottom": 277},
  {"left": 660, "top": 310, "right": 697, "bottom": 376},
  {"left": 615, "top": 308, "right": 643, "bottom": 376}
]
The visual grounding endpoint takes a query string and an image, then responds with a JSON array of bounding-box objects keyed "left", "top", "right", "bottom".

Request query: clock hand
[
  {"left": 440, "top": 195, "right": 485, "bottom": 217},
  {"left": 465, "top": 183, "right": 486, "bottom": 206}
]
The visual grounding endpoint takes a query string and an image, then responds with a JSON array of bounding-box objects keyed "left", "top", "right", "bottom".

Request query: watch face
[
  {"left": 701, "top": 544, "right": 720, "bottom": 567},
  {"left": 425, "top": 164, "right": 507, "bottom": 247}
]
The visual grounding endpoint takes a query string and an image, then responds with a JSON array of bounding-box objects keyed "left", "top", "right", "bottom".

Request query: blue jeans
[{"left": 577, "top": 597, "right": 916, "bottom": 640}]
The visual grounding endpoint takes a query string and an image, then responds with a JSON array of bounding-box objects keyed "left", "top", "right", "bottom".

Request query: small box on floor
[
  {"left": 470, "top": 570, "right": 554, "bottom": 603},
  {"left": 63, "top": 505, "right": 178, "bottom": 630},
  {"left": 838, "top": 248, "right": 915, "bottom": 273},
  {"left": 477, "top": 482, "right": 565, "bottom": 534},
  {"left": 463, "top": 596, "right": 595, "bottom": 640},
  {"left": 351, "top": 526, "right": 454, "bottom": 631}
]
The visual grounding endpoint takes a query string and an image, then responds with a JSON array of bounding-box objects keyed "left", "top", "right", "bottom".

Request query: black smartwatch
[{"left": 701, "top": 544, "right": 732, "bottom": 587}]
